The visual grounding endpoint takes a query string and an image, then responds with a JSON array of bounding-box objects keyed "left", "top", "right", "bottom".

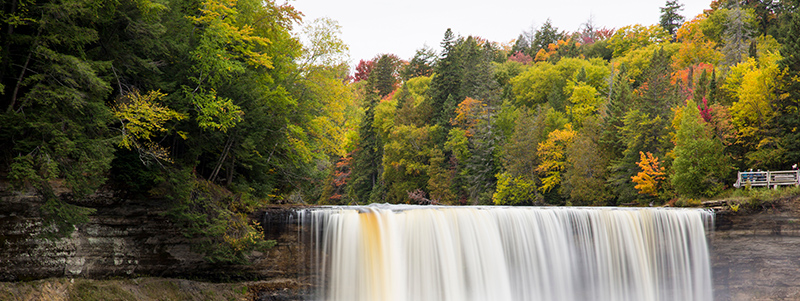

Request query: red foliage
[
  {"left": 508, "top": 51, "right": 533, "bottom": 65},
  {"left": 324, "top": 154, "right": 352, "bottom": 203},
  {"left": 578, "top": 27, "right": 614, "bottom": 45},
  {"left": 353, "top": 59, "right": 374, "bottom": 82},
  {"left": 698, "top": 97, "right": 713, "bottom": 123}
]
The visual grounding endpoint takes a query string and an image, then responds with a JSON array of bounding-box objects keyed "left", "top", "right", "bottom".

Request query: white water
[{"left": 300, "top": 205, "right": 714, "bottom": 301}]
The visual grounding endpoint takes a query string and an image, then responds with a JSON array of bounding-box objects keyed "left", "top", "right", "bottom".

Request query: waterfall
[{"left": 300, "top": 205, "right": 714, "bottom": 301}]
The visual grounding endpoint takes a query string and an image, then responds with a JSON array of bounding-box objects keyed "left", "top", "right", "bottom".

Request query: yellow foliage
[
  {"left": 451, "top": 97, "right": 485, "bottom": 137},
  {"left": 568, "top": 82, "right": 600, "bottom": 126},
  {"left": 727, "top": 54, "right": 780, "bottom": 148},
  {"left": 536, "top": 124, "right": 576, "bottom": 193},
  {"left": 534, "top": 48, "right": 550, "bottom": 62},
  {"left": 631, "top": 151, "right": 665, "bottom": 196},
  {"left": 188, "top": 0, "right": 272, "bottom": 69},
  {"left": 672, "top": 14, "right": 722, "bottom": 70},
  {"left": 112, "top": 89, "right": 186, "bottom": 164}
]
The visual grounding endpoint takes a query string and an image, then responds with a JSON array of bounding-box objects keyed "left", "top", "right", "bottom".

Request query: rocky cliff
[
  {"left": 0, "top": 189, "right": 310, "bottom": 289},
  {"left": 711, "top": 196, "right": 800, "bottom": 301},
  {"left": 3, "top": 187, "right": 800, "bottom": 301}
]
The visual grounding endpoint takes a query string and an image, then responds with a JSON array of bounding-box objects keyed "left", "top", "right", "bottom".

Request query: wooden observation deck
[{"left": 733, "top": 170, "right": 800, "bottom": 188}]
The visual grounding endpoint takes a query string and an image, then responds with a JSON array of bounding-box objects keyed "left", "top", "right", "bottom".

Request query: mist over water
[{"left": 300, "top": 205, "right": 714, "bottom": 301}]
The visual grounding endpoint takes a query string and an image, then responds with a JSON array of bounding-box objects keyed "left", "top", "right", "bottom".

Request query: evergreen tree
[
  {"left": 400, "top": 46, "right": 436, "bottom": 81},
  {"left": 600, "top": 64, "right": 634, "bottom": 162},
  {"left": 533, "top": 19, "right": 564, "bottom": 51},
  {"left": 428, "top": 29, "right": 462, "bottom": 127},
  {"left": 672, "top": 100, "right": 728, "bottom": 197},
  {"left": 370, "top": 54, "right": 401, "bottom": 98},
  {"left": 511, "top": 33, "right": 532, "bottom": 57},
  {"left": 349, "top": 91, "right": 384, "bottom": 203},
  {"left": 774, "top": 1, "right": 800, "bottom": 167},
  {"left": 1, "top": 0, "right": 121, "bottom": 198},
  {"left": 637, "top": 47, "right": 678, "bottom": 118},
  {"left": 660, "top": 0, "right": 685, "bottom": 39},
  {"left": 723, "top": 2, "right": 755, "bottom": 67}
]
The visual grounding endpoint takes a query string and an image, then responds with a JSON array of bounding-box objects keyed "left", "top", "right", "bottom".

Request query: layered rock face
[
  {"left": 711, "top": 197, "right": 800, "bottom": 301},
  {"left": 0, "top": 191, "right": 309, "bottom": 284},
  {"left": 3, "top": 188, "right": 800, "bottom": 301}
]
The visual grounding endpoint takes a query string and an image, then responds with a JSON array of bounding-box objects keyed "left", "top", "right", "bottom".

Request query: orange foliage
[
  {"left": 631, "top": 151, "right": 665, "bottom": 196},
  {"left": 672, "top": 63, "right": 715, "bottom": 100},
  {"left": 451, "top": 97, "right": 485, "bottom": 137}
]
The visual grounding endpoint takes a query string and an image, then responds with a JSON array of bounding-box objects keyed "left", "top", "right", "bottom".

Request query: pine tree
[
  {"left": 637, "top": 47, "right": 678, "bottom": 118},
  {"left": 723, "top": 2, "right": 754, "bottom": 67},
  {"left": 533, "top": 19, "right": 564, "bottom": 51},
  {"left": 671, "top": 100, "right": 728, "bottom": 197},
  {"left": 349, "top": 92, "right": 385, "bottom": 204},
  {"left": 774, "top": 1, "right": 800, "bottom": 167},
  {"left": 428, "top": 29, "right": 462, "bottom": 127},
  {"left": 370, "top": 54, "right": 401, "bottom": 98},
  {"left": 660, "top": 0, "right": 685, "bottom": 39}
]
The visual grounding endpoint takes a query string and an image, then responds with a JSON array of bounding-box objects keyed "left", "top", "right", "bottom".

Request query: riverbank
[{"left": 0, "top": 277, "right": 305, "bottom": 301}]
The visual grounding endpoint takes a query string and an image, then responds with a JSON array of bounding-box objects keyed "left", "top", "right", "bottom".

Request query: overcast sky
[{"left": 290, "top": 0, "right": 711, "bottom": 67}]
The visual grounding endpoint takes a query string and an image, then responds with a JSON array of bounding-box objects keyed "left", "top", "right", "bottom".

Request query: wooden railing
[{"left": 733, "top": 170, "right": 800, "bottom": 188}]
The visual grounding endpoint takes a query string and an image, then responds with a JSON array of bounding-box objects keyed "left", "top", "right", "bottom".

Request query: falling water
[{"left": 299, "top": 205, "right": 714, "bottom": 301}]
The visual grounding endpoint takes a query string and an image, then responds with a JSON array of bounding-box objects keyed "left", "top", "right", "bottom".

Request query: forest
[{"left": 1, "top": 0, "right": 799, "bottom": 262}]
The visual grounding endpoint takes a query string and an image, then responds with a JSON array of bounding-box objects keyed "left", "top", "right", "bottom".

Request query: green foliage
[
  {"left": 2, "top": 0, "right": 800, "bottom": 234},
  {"left": 40, "top": 197, "right": 96, "bottom": 239},
  {"left": 773, "top": 3, "right": 800, "bottom": 169},
  {"left": 349, "top": 92, "right": 385, "bottom": 204},
  {"left": 163, "top": 172, "right": 276, "bottom": 264},
  {"left": 608, "top": 24, "right": 671, "bottom": 57},
  {"left": 671, "top": 100, "right": 729, "bottom": 197},
  {"left": 562, "top": 117, "right": 612, "bottom": 205},
  {"left": 492, "top": 172, "right": 539, "bottom": 205},
  {"left": 511, "top": 58, "right": 609, "bottom": 108},
  {"left": 660, "top": 0, "right": 685, "bottom": 38}
]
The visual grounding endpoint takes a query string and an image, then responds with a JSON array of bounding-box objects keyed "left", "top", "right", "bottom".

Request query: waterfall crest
[{"left": 300, "top": 205, "right": 714, "bottom": 301}]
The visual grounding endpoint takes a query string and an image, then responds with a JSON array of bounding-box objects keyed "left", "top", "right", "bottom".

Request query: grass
[
  {"left": 0, "top": 278, "right": 249, "bottom": 301},
  {"left": 714, "top": 185, "right": 800, "bottom": 212}
]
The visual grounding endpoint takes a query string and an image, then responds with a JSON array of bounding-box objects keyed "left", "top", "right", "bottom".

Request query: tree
[
  {"left": 631, "top": 151, "right": 665, "bottom": 197},
  {"left": 533, "top": 19, "right": 564, "bottom": 52},
  {"left": 349, "top": 91, "right": 385, "bottom": 203},
  {"left": 636, "top": 47, "right": 678, "bottom": 117},
  {"left": 2, "top": 0, "right": 120, "bottom": 198},
  {"left": 112, "top": 89, "right": 187, "bottom": 166},
  {"left": 536, "top": 124, "right": 576, "bottom": 194},
  {"left": 369, "top": 54, "right": 402, "bottom": 98},
  {"left": 672, "top": 15, "right": 723, "bottom": 71},
  {"left": 493, "top": 106, "right": 551, "bottom": 205},
  {"left": 300, "top": 17, "right": 349, "bottom": 67},
  {"left": 607, "top": 110, "right": 670, "bottom": 204},
  {"left": 427, "top": 147, "right": 456, "bottom": 203},
  {"left": 401, "top": 46, "right": 436, "bottom": 81},
  {"left": 660, "top": 0, "right": 686, "bottom": 39},
  {"left": 722, "top": 2, "right": 755, "bottom": 67},
  {"left": 726, "top": 54, "right": 781, "bottom": 168},
  {"left": 608, "top": 25, "right": 671, "bottom": 58},
  {"left": 354, "top": 59, "right": 374, "bottom": 82},
  {"left": 428, "top": 28, "right": 462, "bottom": 127},
  {"left": 671, "top": 100, "right": 728, "bottom": 197},
  {"left": 562, "top": 117, "right": 612, "bottom": 205},
  {"left": 773, "top": 1, "right": 800, "bottom": 168}
]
